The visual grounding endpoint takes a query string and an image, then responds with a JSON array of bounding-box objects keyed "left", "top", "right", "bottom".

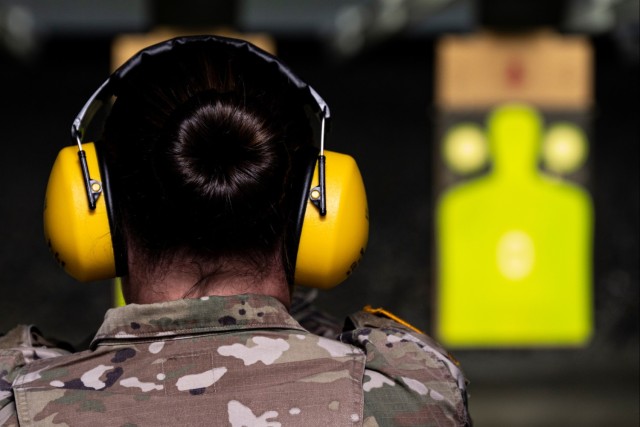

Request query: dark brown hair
[{"left": 101, "top": 41, "right": 313, "bottom": 281}]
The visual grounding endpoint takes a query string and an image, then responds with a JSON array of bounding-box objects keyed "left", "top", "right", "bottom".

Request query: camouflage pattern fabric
[
  {"left": 1, "top": 325, "right": 72, "bottom": 425},
  {"left": 289, "top": 288, "right": 343, "bottom": 338},
  {"left": 1, "top": 294, "right": 470, "bottom": 426}
]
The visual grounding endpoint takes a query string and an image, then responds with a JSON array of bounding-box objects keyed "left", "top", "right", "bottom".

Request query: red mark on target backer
[{"left": 505, "top": 59, "right": 525, "bottom": 88}]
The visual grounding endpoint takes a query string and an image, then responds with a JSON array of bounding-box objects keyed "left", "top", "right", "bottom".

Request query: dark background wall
[{"left": 0, "top": 1, "right": 638, "bottom": 425}]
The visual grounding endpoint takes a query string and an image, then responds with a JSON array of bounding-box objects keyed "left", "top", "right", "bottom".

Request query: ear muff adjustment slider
[
  {"left": 309, "top": 110, "right": 328, "bottom": 216},
  {"left": 309, "top": 155, "right": 327, "bottom": 216},
  {"left": 75, "top": 130, "right": 102, "bottom": 210}
]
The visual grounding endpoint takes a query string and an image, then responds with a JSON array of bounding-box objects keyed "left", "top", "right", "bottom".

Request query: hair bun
[{"left": 161, "top": 94, "right": 287, "bottom": 245}]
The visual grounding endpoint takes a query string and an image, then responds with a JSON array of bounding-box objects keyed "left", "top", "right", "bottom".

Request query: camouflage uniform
[{"left": 1, "top": 294, "right": 470, "bottom": 426}]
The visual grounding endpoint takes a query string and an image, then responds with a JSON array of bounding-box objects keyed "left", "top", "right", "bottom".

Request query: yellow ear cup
[
  {"left": 44, "top": 143, "right": 116, "bottom": 282},
  {"left": 294, "top": 150, "right": 369, "bottom": 289}
]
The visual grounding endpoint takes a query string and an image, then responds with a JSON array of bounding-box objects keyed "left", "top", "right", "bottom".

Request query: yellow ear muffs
[
  {"left": 294, "top": 150, "right": 369, "bottom": 289},
  {"left": 44, "top": 143, "right": 116, "bottom": 282},
  {"left": 52, "top": 36, "right": 366, "bottom": 289}
]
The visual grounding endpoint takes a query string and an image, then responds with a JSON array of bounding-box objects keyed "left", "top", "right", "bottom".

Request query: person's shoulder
[
  {"left": 1, "top": 325, "right": 78, "bottom": 426},
  {"left": 339, "top": 308, "right": 471, "bottom": 426},
  {"left": 1, "top": 347, "right": 26, "bottom": 421},
  {"left": 1, "top": 324, "right": 74, "bottom": 380}
]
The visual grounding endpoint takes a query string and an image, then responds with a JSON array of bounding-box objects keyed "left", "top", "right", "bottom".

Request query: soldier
[{"left": 0, "top": 36, "right": 470, "bottom": 426}]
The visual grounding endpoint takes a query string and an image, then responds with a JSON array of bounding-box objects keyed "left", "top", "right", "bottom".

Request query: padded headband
[{"left": 72, "top": 35, "right": 331, "bottom": 141}]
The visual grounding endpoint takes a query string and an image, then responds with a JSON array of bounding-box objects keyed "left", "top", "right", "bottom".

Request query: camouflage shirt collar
[{"left": 92, "top": 294, "right": 305, "bottom": 347}]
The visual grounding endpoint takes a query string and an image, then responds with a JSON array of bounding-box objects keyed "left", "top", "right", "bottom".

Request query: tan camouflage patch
[{"left": 298, "top": 369, "right": 352, "bottom": 384}]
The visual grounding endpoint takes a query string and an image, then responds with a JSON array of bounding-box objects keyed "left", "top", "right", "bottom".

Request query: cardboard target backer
[{"left": 433, "top": 31, "right": 594, "bottom": 347}]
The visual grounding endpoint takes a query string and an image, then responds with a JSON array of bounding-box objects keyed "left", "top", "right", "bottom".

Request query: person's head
[
  {"left": 44, "top": 36, "right": 368, "bottom": 303},
  {"left": 101, "top": 38, "right": 314, "bottom": 303}
]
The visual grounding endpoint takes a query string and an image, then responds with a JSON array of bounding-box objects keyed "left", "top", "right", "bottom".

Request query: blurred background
[{"left": 0, "top": 0, "right": 637, "bottom": 425}]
